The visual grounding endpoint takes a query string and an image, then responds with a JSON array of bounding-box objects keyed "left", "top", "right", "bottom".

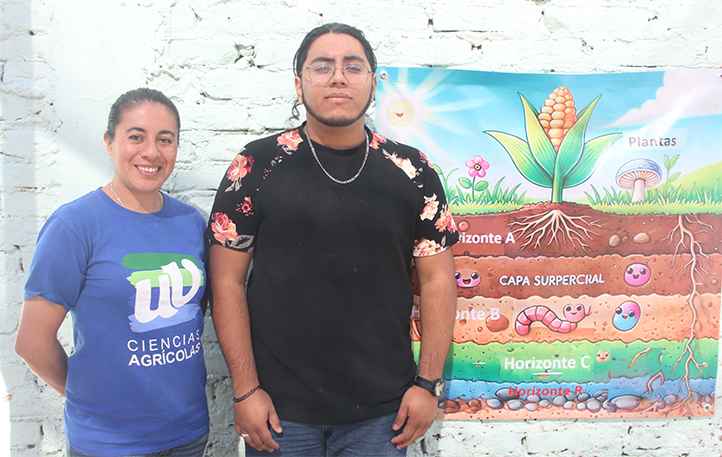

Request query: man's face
[{"left": 295, "top": 33, "right": 377, "bottom": 128}]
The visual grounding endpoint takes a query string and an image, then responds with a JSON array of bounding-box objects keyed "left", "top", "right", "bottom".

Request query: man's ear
[{"left": 295, "top": 76, "right": 304, "bottom": 105}]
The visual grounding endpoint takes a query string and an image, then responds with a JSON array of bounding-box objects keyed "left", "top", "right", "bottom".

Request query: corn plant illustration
[{"left": 486, "top": 87, "right": 622, "bottom": 251}]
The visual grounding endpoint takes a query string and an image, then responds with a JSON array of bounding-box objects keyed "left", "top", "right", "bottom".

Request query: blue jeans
[
  {"left": 245, "top": 413, "right": 407, "bottom": 457},
  {"left": 67, "top": 430, "right": 208, "bottom": 457}
]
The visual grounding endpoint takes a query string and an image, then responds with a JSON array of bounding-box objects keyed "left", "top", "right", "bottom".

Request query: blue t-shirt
[{"left": 24, "top": 189, "right": 209, "bottom": 457}]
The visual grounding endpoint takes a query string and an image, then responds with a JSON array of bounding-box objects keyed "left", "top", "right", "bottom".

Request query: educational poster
[{"left": 376, "top": 68, "right": 722, "bottom": 419}]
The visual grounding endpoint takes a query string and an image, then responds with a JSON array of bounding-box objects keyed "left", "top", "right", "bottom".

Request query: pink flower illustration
[
  {"left": 420, "top": 194, "right": 439, "bottom": 221},
  {"left": 227, "top": 154, "right": 254, "bottom": 182},
  {"left": 465, "top": 155, "right": 490, "bottom": 178},
  {"left": 211, "top": 212, "right": 238, "bottom": 244},
  {"left": 370, "top": 132, "right": 387, "bottom": 150},
  {"left": 278, "top": 129, "right": 303, "bottom": 151}
]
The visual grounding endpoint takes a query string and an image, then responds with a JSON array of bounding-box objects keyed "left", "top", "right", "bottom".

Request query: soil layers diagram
[{"left": 377, "top": 67, "right": 721, "bottom": 420}]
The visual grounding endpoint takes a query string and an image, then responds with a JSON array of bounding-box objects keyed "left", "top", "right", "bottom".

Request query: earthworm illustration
[{"left": 515, "top": 304, "right": 591, "bottom": 335}]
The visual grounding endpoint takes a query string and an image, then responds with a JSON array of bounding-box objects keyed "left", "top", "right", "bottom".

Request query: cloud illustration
[{"left": 606, "top": 69, "right": 722, "bottom": 128}]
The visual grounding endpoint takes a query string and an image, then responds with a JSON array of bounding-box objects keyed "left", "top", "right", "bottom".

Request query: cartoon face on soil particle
[
  {"left": 613, "top": 301, "right": 641, "bottom": 331},
  {"left": 455, "top": 271, "right": 481, "bottom": 288},
  {"left": 596, "top": 350, "right": 611, "bottom": 363},
  {"left": 563, "top": 304, "right": 588, "bottom": 322},
  {"left": 624, "top": 263, "right": 651, "bottom": 286}
]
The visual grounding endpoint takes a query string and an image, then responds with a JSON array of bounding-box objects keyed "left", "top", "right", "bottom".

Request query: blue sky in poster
[{"left": 375, "top": 68, "right": 722, "bottom": 202}]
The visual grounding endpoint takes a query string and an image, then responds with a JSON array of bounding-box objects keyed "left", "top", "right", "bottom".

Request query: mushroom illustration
[{"left": 616, "top": 159, "right": 662, "bottom": 203}]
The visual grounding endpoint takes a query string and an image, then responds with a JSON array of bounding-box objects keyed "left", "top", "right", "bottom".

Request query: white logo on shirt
[{"left": 133, "top": 259, "right": 202, "bottom": 324}]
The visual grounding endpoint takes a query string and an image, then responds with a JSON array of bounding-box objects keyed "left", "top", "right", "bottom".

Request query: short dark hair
[
  {"left": 106, "top": 88, "right": 180, "bottom": 140},
  {"left": 291, "top": 23, "right": 377, "bottom": 121},
  {"left": 293, "top": 23, "right": 377, "bottom": 76}
]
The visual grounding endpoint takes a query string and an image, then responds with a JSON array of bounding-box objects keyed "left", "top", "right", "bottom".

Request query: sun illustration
[
  {"left": 386, "top": 97, "right": 416, "bottom": 128},
  {"left": 377, "top": 68, "right": 487, "bottom": 168}
]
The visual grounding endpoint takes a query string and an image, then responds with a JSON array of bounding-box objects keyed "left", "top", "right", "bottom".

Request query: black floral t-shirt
[{"left": 206, "top": 123, "right": 458, "bottom": 424}]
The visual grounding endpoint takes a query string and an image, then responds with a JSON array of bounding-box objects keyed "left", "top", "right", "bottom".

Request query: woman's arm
[{"left": 15, "top": 295, "right": 69, "bottom": 396}]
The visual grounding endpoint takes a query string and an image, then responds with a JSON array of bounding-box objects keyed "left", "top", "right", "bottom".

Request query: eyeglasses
[{"left": 303, "top": 63, "right": 372, "bottom": 85}]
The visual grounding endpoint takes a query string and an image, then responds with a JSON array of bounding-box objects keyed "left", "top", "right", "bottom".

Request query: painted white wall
[{"left": 2, "top": 0, "right": 721, "bottom": 455}]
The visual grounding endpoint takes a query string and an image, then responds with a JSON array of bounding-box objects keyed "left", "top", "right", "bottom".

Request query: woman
[{"left": 15, "top": 88, "right": 209, "bottom": 457}]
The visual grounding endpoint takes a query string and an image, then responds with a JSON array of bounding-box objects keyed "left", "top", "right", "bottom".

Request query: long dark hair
[{"left": 290, "top": 23, "right": 376, "bottom": 121}]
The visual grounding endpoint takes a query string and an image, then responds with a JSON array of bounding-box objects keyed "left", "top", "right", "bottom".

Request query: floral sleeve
[
  {"left": 411, "top": 150, "right": 459, "bottom": 257},
  {"left": 372, "top": 133, "right": 459, "bottom": 257},
  {"left": 206, "top": 129, "right": 305, "bottom": 252},
  {"left": 206, "top": 148, "right": 258, "bottom": 252}
]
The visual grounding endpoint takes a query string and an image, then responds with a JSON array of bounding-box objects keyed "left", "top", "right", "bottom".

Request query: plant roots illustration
[
  {"left": 509, "top": 209, "right": 603, "bottom": 252},
  {"left": 651, "top": 215, "right": 718, "bottom": 416}
]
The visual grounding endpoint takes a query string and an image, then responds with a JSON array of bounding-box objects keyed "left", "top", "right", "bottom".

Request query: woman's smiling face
[{"left": 105, "top": 102, "right": 178, "bottom": 198}]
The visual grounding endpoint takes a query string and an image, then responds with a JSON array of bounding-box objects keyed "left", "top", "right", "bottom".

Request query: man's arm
[
  {"left": 15, "top": 296, "right": 69, "bottom": 395},
  {"left": 391, "top": 248, "right": 456, "bottom": 449},
  {"left": 209, "top": 245, "right": 282, "bottom": 452}
]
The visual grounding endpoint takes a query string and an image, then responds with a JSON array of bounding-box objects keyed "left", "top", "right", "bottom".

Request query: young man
[{"left": 207, "top": 23, "right": 458, "bottom": 456}]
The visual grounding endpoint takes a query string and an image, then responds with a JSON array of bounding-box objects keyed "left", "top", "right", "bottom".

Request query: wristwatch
[{"left": 414, "top": 375, "right": 445, "bottom": 397}]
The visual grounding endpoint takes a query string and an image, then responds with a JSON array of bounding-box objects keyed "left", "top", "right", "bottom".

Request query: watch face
[{"left": 432, "top": 379, "right": 445, "bottom": 397}]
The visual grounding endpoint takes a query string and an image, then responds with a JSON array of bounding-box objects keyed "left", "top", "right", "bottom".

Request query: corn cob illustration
[
  {"left": 486, "top": 88, "right": 621, "bottom": 203},
  {"left": 537, "top": 87, "right": 577, "bottom": 152}
]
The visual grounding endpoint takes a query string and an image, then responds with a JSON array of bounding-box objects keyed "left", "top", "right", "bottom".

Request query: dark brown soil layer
[
  {"left": 454, "top": 253, "right": 722, "bottom": 299},
  {"left": 452, "top": 202, "right": 722, "bottom": 258}
]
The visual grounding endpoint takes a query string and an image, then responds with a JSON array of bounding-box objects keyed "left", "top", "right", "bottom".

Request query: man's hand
[
  {"left": 390, "top": 385, "right": 440, "bottom": 449},
  {"left": 391, "top": 248, "right": 455, "bottom": 450},
  {"left": 235, "top": 389, "right": 283, "bottom": 452},
  {"left": 210, "top": 246, "right": 280, "bottom": 450}
]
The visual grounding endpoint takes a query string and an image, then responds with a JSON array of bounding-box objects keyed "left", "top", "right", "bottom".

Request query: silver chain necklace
[
  {"left": 110, "top": 181, "right": 163, "bottom": 211},
  {"left": 110, "top": 181, "right": 127, "bottom": 208},
  {"left": 304, "top": 127, "right": 369, "bottom": 185}
]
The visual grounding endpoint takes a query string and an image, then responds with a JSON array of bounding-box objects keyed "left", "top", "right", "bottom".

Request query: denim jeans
[
  {"left": 67, "top": 430, "right": 209, "bottom": 457},
  {"left": 245, "top": 413, "right": 407, "bottom": 457}
]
